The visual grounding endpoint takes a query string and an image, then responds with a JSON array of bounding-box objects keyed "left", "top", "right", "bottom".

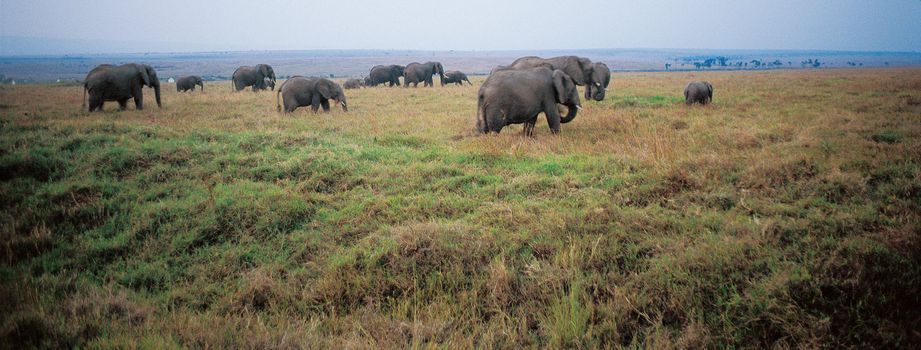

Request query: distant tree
[
  {"left": 694, "top": 62, "right": 702, "bottom": 70},
  {"left": 665, "top": 63, "right": 672, "bottom": 71},
  {"left": 716, "top": 56, "right": 729, "bottom": 67}
]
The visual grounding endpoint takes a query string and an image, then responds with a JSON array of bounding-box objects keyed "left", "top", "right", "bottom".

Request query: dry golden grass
[{"left": 1, "top": 68, "right": 920, "bottom": 348}]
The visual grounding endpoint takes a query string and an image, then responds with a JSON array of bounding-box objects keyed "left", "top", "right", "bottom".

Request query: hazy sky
[{"left": 1, "top": 0, "right": 920, "bottom": 54}]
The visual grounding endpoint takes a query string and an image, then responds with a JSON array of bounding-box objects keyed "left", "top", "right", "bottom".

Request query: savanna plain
[{"left": 1, "top": 68, "right": 920, "bottom": 348}]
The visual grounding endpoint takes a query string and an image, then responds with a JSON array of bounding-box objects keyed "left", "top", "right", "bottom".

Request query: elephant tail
[
  {"left": 276, "top": 89, "right": 282, "bottom": 112},
  {"left": 82, "top": 84, "right": 87, "bottom": 109}
]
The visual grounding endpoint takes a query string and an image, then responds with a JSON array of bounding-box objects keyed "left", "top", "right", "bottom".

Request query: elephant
[
  {"left": 363, "top": 76, "right": 372, "bottom": 86},
  {"left": 343, "top": 78, "right": 363, "bottom": 89},
  {"left": 585, "top": 62, "right": 610, "bottom": 101},
  {"left": 277, "top": 76, "right": 348, "bottom": 113},
  {"left": 176, "top": 75, "right": 204, "bottom": 92},
  {"left": 477, "top": 67, "right": 581, "bottom": 136},
  {"left": 368, "top": 65, "right": 404, "bottom": 86},
  {"left": 403, "top": 61, "right": 445, "bottom": 87},
  {"left": 232, "top": 64, "right": 276, "bottom": 92},
  {"left": 83, "top": 63, "right": 162, "bottom": 112},
  {"left": 684, "top": 81, "right": 713, "bottom": 105},
  {"left": 443, "top": 70, "right": 472, "bottom": 85},
  {"left": 509, "top": 56, "right": 606, "bottom": 101}
]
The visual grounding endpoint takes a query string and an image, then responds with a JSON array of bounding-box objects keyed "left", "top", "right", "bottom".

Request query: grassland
[{"left": 1, "top": 68, "right": 920, "bottom": 348}]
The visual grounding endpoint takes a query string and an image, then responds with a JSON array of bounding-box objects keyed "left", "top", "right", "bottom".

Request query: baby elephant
[
  {"left": 343, "top": 78, "right": 363, "bottom": 89},
  {"left": 277, "top": 77, "right": 348, "bottom": 113},
  {"left": 477, "top": 67, "right": 581, "bottom": 136},
  {"left": 684, "top": 81, "right": 713, "bottom": 105},
  {"left": 176, "top": 75, "right": 204, "bottom": 92},
  {"left": 443, "top": 71, "right": 472, "bottom": 85}
]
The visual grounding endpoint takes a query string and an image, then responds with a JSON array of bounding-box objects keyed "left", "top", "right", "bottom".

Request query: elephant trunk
[
  {"left": 153, "top": 81, "right": 162, "bottom": 108},
  {"left": 560, "top": 103, "right": 579, "bottom": 124},
  {"left": 340, "top": 98, "right": 348, "bottom": 112},
  {"left": 593, "top": 86, "right": 605, "bottom": 101}
]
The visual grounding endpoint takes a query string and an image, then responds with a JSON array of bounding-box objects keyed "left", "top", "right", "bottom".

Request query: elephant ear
[
  {"left": 706, "top": 82, "right": 713, "bottom": 99},
  {"left": 317, "top": 80, "right": 334, "bottom": 99},
  {"left": 579, "top": 57, "right": 594, "bottom": 85},
  {"left": 259, "top": 65, "right": 270, "bottom": 78},
  {"left": 552, "top": 70, "right": 569, "bottom": 103},
  {"left": 138, "top": 65, "right": 152, "bottom": 86}
]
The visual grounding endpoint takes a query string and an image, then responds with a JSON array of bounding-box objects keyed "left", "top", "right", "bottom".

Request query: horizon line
[{"left": 3, "top": 47, "right": 921, "bottom": 59}]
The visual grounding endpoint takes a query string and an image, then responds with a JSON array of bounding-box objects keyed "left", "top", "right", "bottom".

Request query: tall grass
[{"left": 1, "top": 68, "right": 920, "bottom": 348}]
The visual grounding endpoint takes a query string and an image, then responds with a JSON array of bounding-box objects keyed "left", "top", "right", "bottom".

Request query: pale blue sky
[{"left": 1, "top": 0, "right": 919, "bottom": 54}]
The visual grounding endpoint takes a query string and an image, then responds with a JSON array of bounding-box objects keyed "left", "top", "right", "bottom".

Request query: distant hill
[{"left": 1, "top": 46, "right": 920, "bottom": 83}]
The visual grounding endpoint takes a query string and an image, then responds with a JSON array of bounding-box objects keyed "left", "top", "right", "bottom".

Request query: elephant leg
[
  {"left": 311, "top": 95, "right": 321, "bottom": 113},
  {"left": 543, "top": 102, "right": 562, "bottom": 134},
  {"left": 522, "top": 114, "right": 539, "bottom": 137},
  {"left": 88, "top": 95, "right": 102, "bottom": 112},
  {"left": 320, "top": 99, "right": 330, "bottom": 112},
  {"left": 118, "top": 99, "right": 129, "bottom": 111},
  {"left": 521, "top": 123, "right": 531, "bottom": 137},
  {"left": 283, "top": 96, "right": 296, "bottom": 113},
  {"left": 134, "top": 88, "right": 144, "bottom": 110}
]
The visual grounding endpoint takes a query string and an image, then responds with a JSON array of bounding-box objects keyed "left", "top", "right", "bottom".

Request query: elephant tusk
[
  {"left": 575, "top": 105, "right": 583, "bottom": 110},
  {"left": 595, "top": 82, "right": 601, "bottom": 87}
]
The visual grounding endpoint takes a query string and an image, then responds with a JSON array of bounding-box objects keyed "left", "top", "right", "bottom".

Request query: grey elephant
[
  {"left": 443, "top": 71, "right": 472, "bottom": 85},
  {"left": 509, "top": 56, "right": 605, "bottom": 101},
  {"left": 176, "top": 75, "right": 204, "bottom": 92},
  {"left": 585, "top": 62, "right": 610, "bottom": 100},
  {"left": 403, "top": 61, "right": 445, "bottom": 87},
  {"left": 83, "top": 63, "right": 162, "bottom": 112},
  {"left": 684, "top": 81, "right": 713, "bottom": 105},
  {"left": 232, "top": 64, "right": 276, "bottom": 92},
  {"left": 363, "top": 76, "right": 372, "bottom": 86},
  {"left": 368, "top": 65, "right": 404, "bottom": 86},
  {"left": 343, "top": 78, "right": 363, "bottom": 89},
  {"left": 477, "top": 67, "right": 581, "bottom": 136},
  {"left": 276, "top": 76, "right": 348, "bottom": 113}
]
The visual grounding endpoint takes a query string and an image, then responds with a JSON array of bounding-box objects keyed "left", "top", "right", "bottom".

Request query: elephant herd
[{"left": 81, "top": 57, "right": 713, "bottom": 136}]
